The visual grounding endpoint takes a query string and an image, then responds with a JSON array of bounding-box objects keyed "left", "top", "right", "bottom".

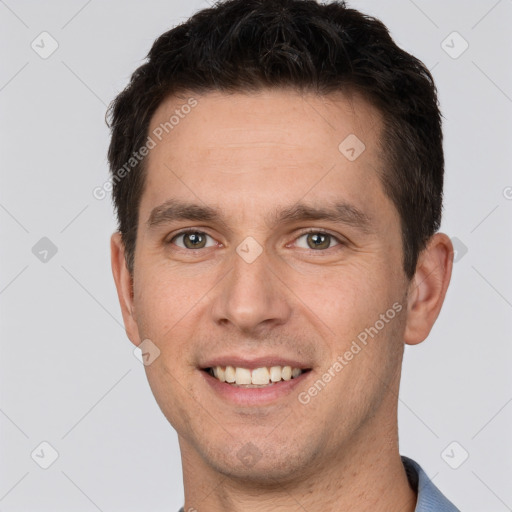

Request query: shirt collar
[{"left": 401, "top": 455, "right": 460, "bottom": 511}]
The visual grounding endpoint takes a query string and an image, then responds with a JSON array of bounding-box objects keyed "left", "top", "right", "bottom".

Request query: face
[{"left": 115, "top": 89, "right": 415, "bottom": 483}]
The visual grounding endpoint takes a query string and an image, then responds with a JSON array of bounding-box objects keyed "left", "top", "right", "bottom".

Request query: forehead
[
  {"left": 141, "top": 89, "right": 394, "bottom": 230},
  {"left": 148, "top": 88, "right": 380, "bottom": 157}
]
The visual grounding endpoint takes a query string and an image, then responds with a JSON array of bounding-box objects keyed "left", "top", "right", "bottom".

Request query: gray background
[{"left": 1, "top": 0, "right": 511, "bottom": 510}]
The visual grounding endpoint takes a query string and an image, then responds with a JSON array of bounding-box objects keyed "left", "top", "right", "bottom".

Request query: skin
[{"left": 111, "top": 88, "right": 453, "bottom": 512}]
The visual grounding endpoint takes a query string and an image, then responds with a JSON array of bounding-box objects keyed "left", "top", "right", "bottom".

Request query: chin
[{"left": 202, "top": 437, "right": 321, "bottom": 485}]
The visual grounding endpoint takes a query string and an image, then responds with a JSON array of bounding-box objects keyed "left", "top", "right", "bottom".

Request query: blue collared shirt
[
  {"left": 402, "top": 455, "right": 460, "bottom": 511},
  {"left": 177, "top": 456, "right": 460, "bottom": 511}
]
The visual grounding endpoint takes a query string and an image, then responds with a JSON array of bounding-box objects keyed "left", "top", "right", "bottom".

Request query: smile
[{"left": 204, "top": 365, "right": 311, "bottom": 387}]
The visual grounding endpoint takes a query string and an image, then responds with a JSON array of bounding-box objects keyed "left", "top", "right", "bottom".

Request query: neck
[{"left": 179, "top": 415, "right": 417, "bottom": 512}]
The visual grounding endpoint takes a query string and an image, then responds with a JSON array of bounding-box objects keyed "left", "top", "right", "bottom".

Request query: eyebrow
[
  {"left": 268, "top": 201, "right": 373, "bottom": 233},
  {"left": 147, "top": 199, "right": 373, "bottom": 234}
]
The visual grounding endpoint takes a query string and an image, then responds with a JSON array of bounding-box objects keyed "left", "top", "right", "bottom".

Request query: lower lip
[{"left": 201, "top": 369, "right": 312, "bottom": 406}]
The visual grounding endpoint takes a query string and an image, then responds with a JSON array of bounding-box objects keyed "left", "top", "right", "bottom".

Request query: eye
[
  {"left": 293, "top": 230, "right": 342, "bottom": 250},
  {"left": 169, "top": 230, "right": 217, "bottom": 250}
]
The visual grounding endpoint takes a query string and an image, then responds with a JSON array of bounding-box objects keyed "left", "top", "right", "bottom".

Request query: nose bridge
[{"left": 211, "top": 242, "right": 292, "bottom": 333}]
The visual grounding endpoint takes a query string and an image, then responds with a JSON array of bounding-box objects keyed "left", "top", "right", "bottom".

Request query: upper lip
[{"left": 200, "top": 356, "right": 312, "bottom": 370}]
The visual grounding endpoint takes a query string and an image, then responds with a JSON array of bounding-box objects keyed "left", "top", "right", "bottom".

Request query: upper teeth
[{"left": 210, "top": 366, "right": 303, "bottom": 385}]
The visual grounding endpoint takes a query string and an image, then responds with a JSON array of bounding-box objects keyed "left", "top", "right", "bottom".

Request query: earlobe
[
  {"left": 110, "top": 232, "right": 141, "bottom": 347},
  {"left": 403, "top": 233, "right": 454, "bottom": 346}
]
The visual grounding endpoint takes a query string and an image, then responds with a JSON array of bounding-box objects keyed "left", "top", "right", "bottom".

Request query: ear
[
  {"left": 111, "top": 232, "right": 141, "bottom": 347},
  {"left": 403, "top": 232, "right": 454, "bottom": 345}
]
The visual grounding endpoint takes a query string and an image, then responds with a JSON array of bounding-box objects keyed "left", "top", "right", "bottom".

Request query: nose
[{"left": 210, "top": 246, "right": 292, "bottom": 336}]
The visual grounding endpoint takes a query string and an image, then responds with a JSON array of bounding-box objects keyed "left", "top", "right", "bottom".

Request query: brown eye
[
  {"left": 171, "top": 231, "right": 214, "bottom": 249},
  {"left": 295, "top": 232, "right": 341, "bottom": 250}
]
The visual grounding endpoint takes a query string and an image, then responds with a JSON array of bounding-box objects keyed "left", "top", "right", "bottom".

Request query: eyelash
[{"left": 168, "top": 227, "right": 345, "bottom": 252}]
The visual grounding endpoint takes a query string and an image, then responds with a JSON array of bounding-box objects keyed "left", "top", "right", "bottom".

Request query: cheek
[
  {"left": 134, "top": 268, "right": 206, "bottom": 424},
  {"left": 288, "top": 261, "right": 392, "bottom": 344},
  {"left": 133, "top": 261, "right": 210, "bottom": 338}
]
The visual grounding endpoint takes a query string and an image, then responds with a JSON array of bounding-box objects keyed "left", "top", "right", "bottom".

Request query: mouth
[{"left": 201, "top": 365, "right": 312, "bottom": 388}]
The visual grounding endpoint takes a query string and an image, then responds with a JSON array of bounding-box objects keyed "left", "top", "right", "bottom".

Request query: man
[{"left": 108, "top": 0, "right": 459, "bottom": 510}]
